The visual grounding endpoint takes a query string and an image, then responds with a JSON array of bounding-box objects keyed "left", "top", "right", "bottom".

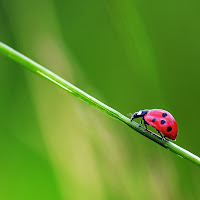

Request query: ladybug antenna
[{"left": 127, "top": 113, "right": 133, "bottom": 117}]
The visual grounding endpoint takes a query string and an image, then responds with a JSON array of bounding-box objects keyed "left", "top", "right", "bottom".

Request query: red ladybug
[{"left": 130, "top": 109, "right": 178, "bottom": 141}]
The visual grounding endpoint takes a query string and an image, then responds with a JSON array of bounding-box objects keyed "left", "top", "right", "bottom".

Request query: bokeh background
[{"left": 0, "top": 0, "right": 200, "bottom": 199}]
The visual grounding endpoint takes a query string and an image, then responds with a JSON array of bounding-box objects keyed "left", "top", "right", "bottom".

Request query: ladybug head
[{"left": 130, "top": 112, "right": 140, "bottom": 120}]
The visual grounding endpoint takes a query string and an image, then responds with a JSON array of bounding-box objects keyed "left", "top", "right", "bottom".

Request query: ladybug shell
[{"left": 144, "top": 109, "right": 178, "bottom": 140}]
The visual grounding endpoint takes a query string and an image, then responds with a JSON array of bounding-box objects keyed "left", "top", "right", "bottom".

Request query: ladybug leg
[
  {"left": 156, "top": 129, "right": 163, "bottom": 138},
  {"left": 138, "top": 118, "right": 143, "bottom": 127},
  {"left": 157, "top": 131, "right": 166, "bottom": 142},
  {"left": 164, "top": 136, "right": 168, "bottom": 141},
  {"left": 156, "top": 129, "right": 160, "bottom": 134},
  {"left": 143, "top": 119, "right": 148, "bottom": 130}
]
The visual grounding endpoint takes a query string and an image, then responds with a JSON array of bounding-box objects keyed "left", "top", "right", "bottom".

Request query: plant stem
[{"left": 0, "top": 42, "right": 199, "bottom": 167}]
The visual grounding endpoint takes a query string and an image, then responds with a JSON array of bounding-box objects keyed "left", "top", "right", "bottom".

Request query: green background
[{"left": 0, "top": 0, "right": 199, "bottom": 199}]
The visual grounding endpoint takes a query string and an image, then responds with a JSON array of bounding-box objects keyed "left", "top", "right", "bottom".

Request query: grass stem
[{"left": 0, "top": 42, "right": 199, "bottom": 167}]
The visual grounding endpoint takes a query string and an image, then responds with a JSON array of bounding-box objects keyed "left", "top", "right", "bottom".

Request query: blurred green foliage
[{"left": 0, "top": 0, "right": 199, "bottom": 199}]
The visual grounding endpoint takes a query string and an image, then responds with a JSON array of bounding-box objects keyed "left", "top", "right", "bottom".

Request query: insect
[{"left": 129, "top": 109, "right": 178, "bottom": 141}]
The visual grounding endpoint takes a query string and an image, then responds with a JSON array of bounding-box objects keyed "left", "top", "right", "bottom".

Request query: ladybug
[{"left": 129, "top": 109, "right": 178, "bottom": 141}]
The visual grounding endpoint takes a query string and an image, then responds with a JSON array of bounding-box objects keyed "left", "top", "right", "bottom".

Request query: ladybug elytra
[{"left": 130, "top": 109, "right": 178, "bottom": 141}]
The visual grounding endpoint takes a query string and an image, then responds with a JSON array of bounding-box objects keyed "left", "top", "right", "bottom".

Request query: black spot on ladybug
[
  {"left": 152, "top": 118, "right": 156, "bottom": 122},
  {"left": 167, "top": 126, "right": 172, "bottom": 132},
  {"left": 162, "top": 113, "right": 167, "bottom": 117},
  {"left": 161, "top": 120, "right": 166, "bottom": 124}
]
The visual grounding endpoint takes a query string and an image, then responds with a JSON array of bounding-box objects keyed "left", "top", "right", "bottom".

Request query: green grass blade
[{"left": 0, "top": 42, "right": 199, "bottom": 167}]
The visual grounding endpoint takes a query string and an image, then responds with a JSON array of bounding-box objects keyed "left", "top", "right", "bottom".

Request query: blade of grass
[{"left": 0, "top": 42, "right": 199, "bottom": 167}]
